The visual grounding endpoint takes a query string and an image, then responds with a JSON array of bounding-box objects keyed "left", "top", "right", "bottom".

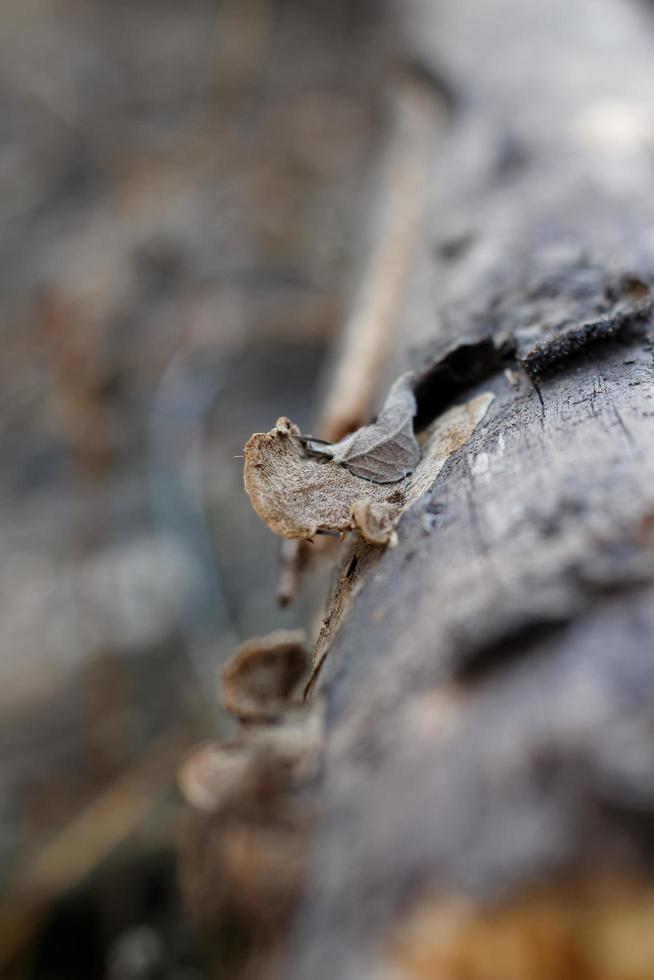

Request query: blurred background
[{"left": 0, "top": 1, "right": 387, "bottom": 976}]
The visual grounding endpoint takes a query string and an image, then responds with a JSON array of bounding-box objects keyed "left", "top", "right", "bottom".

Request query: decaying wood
[
  {"left": 275, "top": 0, "right": 654, "bottom": 976},
  {"left": 200, "top": 0, "right": 654, "bottom": 977}
]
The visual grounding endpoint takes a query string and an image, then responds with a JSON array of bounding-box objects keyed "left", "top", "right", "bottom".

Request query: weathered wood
[{"left": 281, "top": 0, "right": 654, "bottom": 977}]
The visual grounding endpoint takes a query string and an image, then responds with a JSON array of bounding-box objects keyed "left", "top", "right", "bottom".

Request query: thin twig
[{"left": 277, "top": 70, "right": 445, "bottom": 604}]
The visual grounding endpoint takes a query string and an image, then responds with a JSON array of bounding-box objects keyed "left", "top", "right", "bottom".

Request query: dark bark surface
[{"left": 283, "top": 1, "right": 654, "bottom": 976}]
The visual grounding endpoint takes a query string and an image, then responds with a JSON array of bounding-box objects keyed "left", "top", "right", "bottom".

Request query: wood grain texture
[{"left": 282, "top": 0, "right": 654, "bottom": 976}]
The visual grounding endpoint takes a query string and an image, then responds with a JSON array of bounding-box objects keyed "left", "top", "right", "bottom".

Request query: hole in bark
[
  {"left": 455, "top": 615, "right": 572, "bottom": 681},
  {"left": 413, "top": 337, "right": 506, "bottom": 430},
  {"left": 435, "top": 230, "right": 475, "bottom": 262}
]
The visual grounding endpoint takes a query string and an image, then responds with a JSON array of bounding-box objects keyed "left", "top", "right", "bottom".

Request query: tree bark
[{"left": 282, "top": 0, "right": 654, "bottom": 977}]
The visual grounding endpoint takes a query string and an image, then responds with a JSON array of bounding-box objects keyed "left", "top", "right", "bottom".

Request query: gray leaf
[{"left": 306, "top": 372, "right": 420, "bottom": 483}]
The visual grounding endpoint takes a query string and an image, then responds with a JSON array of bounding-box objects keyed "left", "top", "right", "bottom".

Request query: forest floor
[{"left": 0, "top": 2, "right": 383, "bottom": 976}]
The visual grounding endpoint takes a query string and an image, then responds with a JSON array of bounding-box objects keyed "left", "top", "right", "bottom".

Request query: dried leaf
[
  {"left": 306, "top": 372, "right": 420, "bottom": 483},
  {"left": 244, "top": 392, "right": 494, "bottom": 542}
]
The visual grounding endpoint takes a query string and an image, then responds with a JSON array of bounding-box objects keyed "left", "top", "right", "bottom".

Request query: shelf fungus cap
[
  {"left": 243, "top": 416, "right": 400, "bottom": 539},
  {"left": 243, "top": 392, "right": 495, "bottom": 543},
  {"left": 178, "top": 742, "right": 256, "bottom": 813},
  {"left": 220, "top": 629, "right": 310, "bottom": 722}
]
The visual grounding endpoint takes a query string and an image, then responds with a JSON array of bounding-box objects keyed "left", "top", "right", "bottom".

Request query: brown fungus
[
  {"left": 351, "top": 498, "right": 399, "bottom": 546},
  {"left": 220, "top": 629, "right": 310, "bottom": 722},
  {"left": 177, "top": 742, "right": 259, "bottom": 814},
  {"left": 243, "top": 415, "right": 399, "bottom": 540},
  {"left": 244, "top": 387, "right": 494, "bottom": 544}
]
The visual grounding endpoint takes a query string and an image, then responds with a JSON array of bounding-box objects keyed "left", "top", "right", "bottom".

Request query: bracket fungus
[
  {"left": 220, "top": 629, "right": 310, "bottom": 722},
  {"left": 244, "top": 379, "right": 495, "bottom": 545}
]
